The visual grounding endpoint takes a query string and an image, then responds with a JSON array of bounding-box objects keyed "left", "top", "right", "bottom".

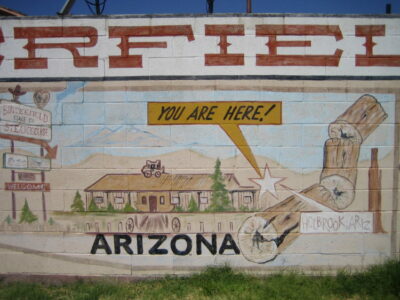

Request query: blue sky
[{"left": 0, "top": 0, "right": 397, "bottom": 16}]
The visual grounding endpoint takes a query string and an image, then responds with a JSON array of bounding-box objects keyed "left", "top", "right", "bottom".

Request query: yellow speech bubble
[{"left": 148, "top": 101, "right": 282, "bottom": 177}]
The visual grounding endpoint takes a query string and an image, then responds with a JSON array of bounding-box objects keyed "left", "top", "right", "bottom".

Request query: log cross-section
[{"left": 329, "top": 94, "right": 387, "bottom": 143}]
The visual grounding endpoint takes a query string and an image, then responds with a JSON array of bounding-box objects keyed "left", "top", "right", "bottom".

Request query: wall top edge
[
  {"left": 1, "top": 13, "right": 400, "bottom": 21},
  {"left": 2, "top": 75, "right": 400, "bottom": 83}
]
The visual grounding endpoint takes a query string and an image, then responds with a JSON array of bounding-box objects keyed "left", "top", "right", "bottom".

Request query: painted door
[{"left": 149, "top": 196, "right": 157, "bottom": 212}]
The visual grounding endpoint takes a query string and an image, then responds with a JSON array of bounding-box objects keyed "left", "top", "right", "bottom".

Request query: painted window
[
  {"left": 94, "top": 197, "right": 103, "bottom": 204},
  {"left": 200, "top": 196, "right": 208, "bottom": 204},
  {"left": 160, "top": 196, "right": 165, "bottom": 204},
  {"left": 171, "top": 196, "right": 180, "bottom": 205},
  {"left": 244, "top": 196, "right": 252, "bottom": 203},
  {"left": 115, "top": 197, "right": 124, "bottom": 204},
  {"left": 142, "top": 196, "right": 147, "bottom": 204}
]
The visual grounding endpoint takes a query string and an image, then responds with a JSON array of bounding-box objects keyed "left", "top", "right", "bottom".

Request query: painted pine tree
[
  {"left": 88, "top": 198, "right": 98, "bottom": 212},
  {"left": 19, "top": 199, "right": 38, "bottom": 224},
  {"left": 70, "top": 191, "right": 85, "bottom": 212},
  {"left": 5, "top": 215, "right": 12, "bottom": 224},
  {"left": 208, "top": 158, "right": 233, "bottom": 212},
  {"left": 187, "top": 195, "right": 199, "bottom": 212},
  {"left": 123, "top": 202, "right": 136, "bottom": 212}
]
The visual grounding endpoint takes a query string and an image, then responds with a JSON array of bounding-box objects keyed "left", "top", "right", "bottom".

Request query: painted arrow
[
  {"left": 0, "top": 28, "right": 4, "bottom": 66},
  {"left": 0, "top": 133, "right": 58, "bottom": 159}
]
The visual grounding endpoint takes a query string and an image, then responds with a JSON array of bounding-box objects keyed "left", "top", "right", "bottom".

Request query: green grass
[{"left": 0, "top": 260, "right": 398, "bottom": 300}]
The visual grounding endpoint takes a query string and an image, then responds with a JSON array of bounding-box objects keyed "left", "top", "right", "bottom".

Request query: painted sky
[
  {"left": 0, "top": 86, "right": 395, "bottom": 170},
  {"left": 0, "top": 0, "right": 397, "bottom": 16}
]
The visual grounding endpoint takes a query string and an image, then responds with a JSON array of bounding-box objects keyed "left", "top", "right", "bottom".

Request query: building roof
[
  {"left": 0, "top": 6, "right": 25, "bottom": 16},
  {"left": 85, "top": 173, "right": 256, "bottom": 192}
]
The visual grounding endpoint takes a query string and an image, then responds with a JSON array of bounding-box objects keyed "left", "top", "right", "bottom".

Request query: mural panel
[{"left": 0, "top": 14, "right": 399, "bottom": 276}]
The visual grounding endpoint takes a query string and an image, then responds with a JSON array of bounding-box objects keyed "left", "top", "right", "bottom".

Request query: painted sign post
[
  {"left": 0, "top": 100, "right": 51, "bottom": 125},
  {"left": 0, "top": 87, "right": 54, "bottom": 221},
  {"left": 3, "top": 153, "right": 51, "bottom": 171},
  {"left": 0, "top": 100, "right": 52, "bottom": 141},
  {"left": 5, "top": 182, "right": 50, "bottom": 192}
]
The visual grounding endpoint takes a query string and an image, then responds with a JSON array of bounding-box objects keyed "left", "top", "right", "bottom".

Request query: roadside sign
[
  {"left": 3, "top": 153, "right": 51, "bottom": 171},
  {"left": 28, "top": 155, "right": 51, "bottom": 170},
  {"left": 0, "top": 121, "right": 51, "bottom": 141},
  {"left": 5, "top": 182, "right": 50, "bottom": 192},
  {"left": 3, "top": 153, "right": 27, "bottom": 169},
  {"left": 0, "top": 100, "right": 51, "bottom": 126},
  {"left": 300, "top": 212, "right": 373, "bottom": 233},
  {"left": 18, "top": 172, "right": 36, "bottom": 181}
]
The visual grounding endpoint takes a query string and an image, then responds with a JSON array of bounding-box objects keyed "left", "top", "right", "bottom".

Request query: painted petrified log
[
  {"left": 238, "top": 95, "right": 388, "bottom": 264},
  {"left": 238, "top": 184, "right": 330, "bottom": 264},
  {"left": 328, "top": 94, "right": 387, "bottom": 143},
  {"left": 319, "top": 138, "right": 361, "bottom": 209}
]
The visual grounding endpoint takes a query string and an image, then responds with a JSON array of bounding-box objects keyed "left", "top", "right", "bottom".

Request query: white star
[{"left": 251, "top": 164, "right": 285, "bottom": 199}]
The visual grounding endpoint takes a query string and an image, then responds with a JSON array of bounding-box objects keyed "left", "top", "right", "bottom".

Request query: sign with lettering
[
  {"left": 300, "top": 212, "right": 373, "bottom": 233},
  {"left": 28, "top": 156, "right": 51, "bottom": 171},
  {"left": 3, "top": 153, "right": 51, "bottom": 171},
  {"left": 0, "top": 100, "right": 51, "bottom": 126},
  {"left": 0, "top": 17, "right": 400, "bottom": 78},
  {"left": 3, "top": 153, "right": 27, "bottom": 169},
  {"left": 5, "top": 182, "right": 50, "bottom": 192},
  {"left": 17, "top": 172, "right": 36, "bottom": 181},
  {"left": 149, "top": 101, "right": 281, "bottom": 176},
  {"left": 148, "top": 101, "right": 282, "bottom": 125},
  {"left": 0, "top": 121, "right": 51, "bottom": 141}
]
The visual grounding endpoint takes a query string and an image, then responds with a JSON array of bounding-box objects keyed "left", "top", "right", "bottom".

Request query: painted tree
[
  {"left": 70, "top": 191, "right": 85, "bottom": 212},
  {"left": 208, "top": 158, "right": 233, "bottom": 212},
  {"left": 19, "top": 199, "right": 38, "bottom": 224},
  {"left": 88, "top": 198, "right": 99, "bottom": 212},
  {"left": 123, "top": 202, "right": 136, "bottom": 213},
  {"left": 107, "top": 203, "right": 115, "bottom": 212},
  {"left": 5, "top": 215, "right": 12, "bottom": 225},
  {"left": 187, "top": 195, "right": 199, "bottom": 212}
]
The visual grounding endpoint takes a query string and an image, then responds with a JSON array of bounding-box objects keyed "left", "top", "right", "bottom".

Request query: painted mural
[{"left": 0, "top": 14, "right": 399, "bottom": 276}]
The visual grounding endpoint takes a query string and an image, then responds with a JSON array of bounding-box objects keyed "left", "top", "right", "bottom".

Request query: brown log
[
  {"left": 368, "top": 148, "right": 386, "bottom": 233},
  {"left": 321, "top": 138, "right": 361, "bottom": 170},
  {"left": 256, "top": 184, "right": 334, "bottom": 231},
  {"left": 319, "top": 138, "right": 360, "bottom": 209},
  {"left": 238, "top": 184, "right": 333, "bottom": 263},
  {"left": 320, "top": 138, "right": 360, "bottom": 184},
  {"left": 328, "top": 94, "right": 387, "bottom": 143}
]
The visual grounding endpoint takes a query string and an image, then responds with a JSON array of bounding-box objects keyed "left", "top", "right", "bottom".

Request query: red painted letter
[
  {"left": 205, "top": 25, "right": 244, "bottom": 66},
  {"left": 356, "top": 25, "right": 400, "bottom": 67},
  {"left": 256, "top": 25, "right": 343, "bottom": 66},
  {"left": 109, "top": 25, "right": 194, "bottom": 68},
  {"left": 14, "top": 27, "right": 98, "bottom": 69},
  {"left": 0, "top": 28, "right": 4, "bottom": 66}
]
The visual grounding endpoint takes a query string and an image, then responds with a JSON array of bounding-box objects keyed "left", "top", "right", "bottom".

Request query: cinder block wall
[{"left": 0, "top": 14, "right": 398, "bottom": 276}]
